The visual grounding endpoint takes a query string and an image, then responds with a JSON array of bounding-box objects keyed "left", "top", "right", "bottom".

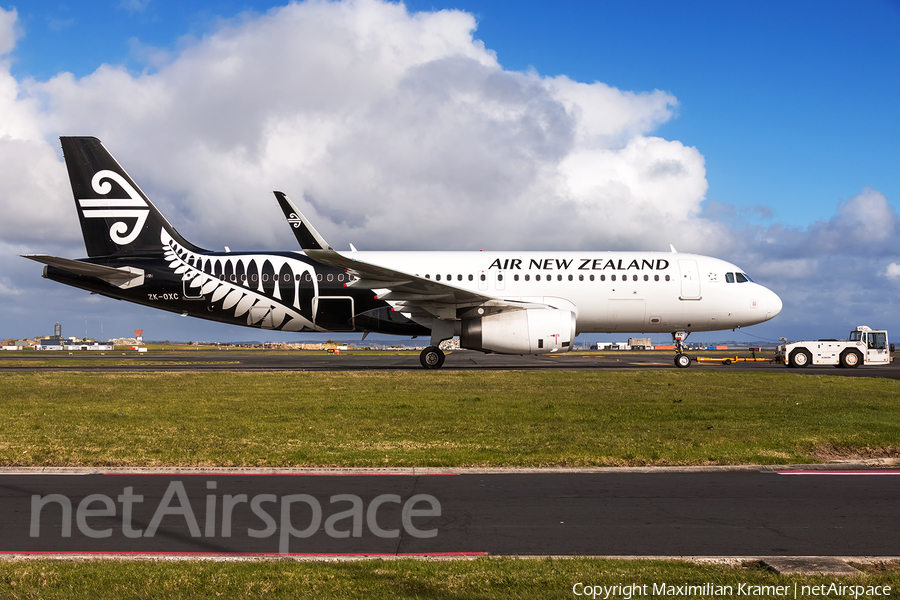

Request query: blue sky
[{"left": 1, "top": 0, "right": 899, "bottom": 345}]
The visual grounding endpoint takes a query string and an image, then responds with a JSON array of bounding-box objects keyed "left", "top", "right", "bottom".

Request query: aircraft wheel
[
  {"left": 840, "top": 348, "right": 862, "bottom": 369},
  {"left": 723, "top": 359, "right": 732, "bottom": 365},
  {"left": 420, "top": 346, "right": 445, "bottom": 369},
  {"left": 674, "top": 353, "right": 692, "bottom": 369},
  {"left": 789, "top": 348, "right": 811, "bottom": 368}
]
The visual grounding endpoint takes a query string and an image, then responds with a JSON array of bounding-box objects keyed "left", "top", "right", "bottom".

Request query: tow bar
[{"left": 694, "top": 356, "right": 778, "bottom": 365}]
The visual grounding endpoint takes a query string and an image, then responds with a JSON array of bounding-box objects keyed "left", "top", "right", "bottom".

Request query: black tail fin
[{"left": 61, "top": 136, "right": 207, "bottom": 258}]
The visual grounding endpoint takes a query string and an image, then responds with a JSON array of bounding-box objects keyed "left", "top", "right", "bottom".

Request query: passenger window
[
  {"left": 590, "top": 275, "right": 595, "bottom": 281},
  {"left": 425, "top": 274, "right": 430, "bottom": 279},
  {"left": 251, "top": 274, "right": 258, "bottom": 282},
  {"left": 568, "top": 274, "right": 573, "bottom": 281},
  {"left": 480, "top": 274, "right": 486, "bottom": 282},
  {"left": 525, "top": 274, "right": 530, "bottom": 281},
  {"left": 600, "top": 275, "right": 605, "bottom": 281},
  {"left": 611, "top": 274, "right": 616, "bottom": 282},
  {"left": 327, "top": 274, "right": 333, "bottom": 282},
  {"left": 457, "top": 274, "right": 462, "bottom": 281},
  {"left": 536, "top": 274, "right": 541, "bottom": 281},
  {"left": 498, "top": 274, "right": 504, "bottom": 282},
  {"left": 436, "top": 274, "right": 441, "bottom": 281},
  {"left": 514, "top": 274, "right": 519, "bottom": 281},
  {"left": 579, "top": 274, "right": 584, "bottom": 281},
  {"left": 654, "top": 275, "right": 659, "bottom": 282},
  {"left": 726, "top": 273, "right": 735, "bottom": 283},
  {"left": 665, "top": 275, "right": 670, "bottom": 281},
  {"left": 558, "top": 274, "right": 563, "bottom": 281},
  {"left": 468, "top": 274, "right": 473, "bottom": 281},
  {"left": 633, "top": 275, "right": 638, "bottom": 282}
]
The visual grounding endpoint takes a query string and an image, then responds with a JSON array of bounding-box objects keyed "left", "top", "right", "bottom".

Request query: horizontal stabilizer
[{"left": 22, "top": 254, "right": 144, "bottom": 289}]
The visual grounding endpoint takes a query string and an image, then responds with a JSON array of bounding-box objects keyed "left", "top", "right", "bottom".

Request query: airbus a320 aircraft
[{"left": 25, "top": 137, "right": 782, "bottom": 368}]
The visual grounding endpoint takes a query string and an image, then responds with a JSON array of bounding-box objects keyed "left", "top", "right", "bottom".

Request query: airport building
[{"left": 35, "top": 337, "right": 113, "bottom": 351}]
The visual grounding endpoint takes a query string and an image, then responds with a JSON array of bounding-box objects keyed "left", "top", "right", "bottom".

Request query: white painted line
[
  {"left": 776, "top": 470, "right": 900, "bottom": 475},
  {"left": 0, "top": 472, "right": 90, "bottom": 476}
]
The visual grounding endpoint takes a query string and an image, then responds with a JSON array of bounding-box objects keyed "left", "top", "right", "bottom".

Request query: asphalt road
[
  {"left": 1, "top": 349, "right": 899, "bottom": 379},
  {"left": 5, "top": 468, "right": 898, "bottom": 556}
]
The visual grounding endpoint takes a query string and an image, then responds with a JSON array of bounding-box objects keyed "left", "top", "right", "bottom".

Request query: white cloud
[
  {"left": 831, "top": 186, "right": 898, "bottom": 243},
  {"left": 884, "top": 263, "right": 900, "bottom": 281},
  {"left": 7, "top": 0, "right": 716, "bottom": 254},
  {"left": 0, "top": 6, "right": 18, "bottom": 57}
]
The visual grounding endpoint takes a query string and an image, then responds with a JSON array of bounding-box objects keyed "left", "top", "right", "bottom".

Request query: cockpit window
[
  {"left": 735, "top": 272, "right": 750, "bottom": 283},
  {"left": 871, "top": 332, "right": 887, "bottom": 349},
  {"left": 725, "top": 273, "right": 735, "bottom": 283}
]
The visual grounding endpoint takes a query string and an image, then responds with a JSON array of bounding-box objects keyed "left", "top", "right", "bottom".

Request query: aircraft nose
[{"left": 765, "top": 287, "right": 783, "bottom": 321}]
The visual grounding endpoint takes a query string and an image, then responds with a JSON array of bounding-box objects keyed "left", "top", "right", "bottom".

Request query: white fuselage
[{"left": 348, "top": 250, "right": 782, "bottom": 334}]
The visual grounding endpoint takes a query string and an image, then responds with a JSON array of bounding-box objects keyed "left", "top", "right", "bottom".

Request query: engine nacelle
[{"left": 460, "top": 308, "right": 577, "bottom": 355}]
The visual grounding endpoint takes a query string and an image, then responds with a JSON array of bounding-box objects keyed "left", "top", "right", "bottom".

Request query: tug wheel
[
  {"left": 789, "top": 348, "right": 811, "bottom": 368},
  {"left": 840, "top": 348, "right": 862, "bottom": 369}
]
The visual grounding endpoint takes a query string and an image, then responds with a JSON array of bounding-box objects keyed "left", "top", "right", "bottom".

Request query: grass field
[
  {"left": 1, "top": 370, "right": 897, "bottom": 467},
  {"left": 0, "top": 558, "right": 897, "bottom": 599}
]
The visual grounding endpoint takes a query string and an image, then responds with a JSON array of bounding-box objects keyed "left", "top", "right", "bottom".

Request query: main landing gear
[
  {"left": 420, "top": 346, "right": 445, "bottom": 369},
  {"left": 672, "top": 331, "right": 692, "bottom": 369}
]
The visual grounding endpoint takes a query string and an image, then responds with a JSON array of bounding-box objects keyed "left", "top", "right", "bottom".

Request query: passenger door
[{"left": 678, "top": 259, "right": 701, "bottom": 300}]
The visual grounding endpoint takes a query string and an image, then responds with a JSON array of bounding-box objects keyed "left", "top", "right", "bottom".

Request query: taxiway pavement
[
  {"left": 1, "top": 350, "right": 899, "bottom": 379},
  {"left": 6, "top": 467, "right": 898, "bottom": 556}
]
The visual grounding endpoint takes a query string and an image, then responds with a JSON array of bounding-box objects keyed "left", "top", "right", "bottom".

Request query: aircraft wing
[
  {"left": 273, "top": 192, "right": 545, "bottom": 314},
  {"left": 22, "top": 254, "right": 145, "bottom": 289}
]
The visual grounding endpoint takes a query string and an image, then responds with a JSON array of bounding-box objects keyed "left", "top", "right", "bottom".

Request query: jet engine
[{"left": 460, "top": 308, "right": 577, "bottom": 355}]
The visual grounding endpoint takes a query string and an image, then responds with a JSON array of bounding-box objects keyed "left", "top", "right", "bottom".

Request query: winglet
[{"left": 273, "top": 191, "right": 332, "bottom": 251}]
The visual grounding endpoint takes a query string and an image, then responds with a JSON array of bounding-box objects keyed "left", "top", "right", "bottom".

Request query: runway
[
  {"left": 1, "top": 349, "right": 898, "bottom": 378},
  {"left": 4, "top": 467, "right": 898, "bottom": 556}
]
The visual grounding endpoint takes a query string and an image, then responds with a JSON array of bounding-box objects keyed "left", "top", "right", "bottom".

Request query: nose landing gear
[{"left": 672, "top": 331, "right": 692, "bottom": 368}]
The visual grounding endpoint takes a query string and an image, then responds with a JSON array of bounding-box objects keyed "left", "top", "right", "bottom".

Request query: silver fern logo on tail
[
  {"left": 77, "top": 170, "right": 150, "bottom": 245},
  {"left": 287, "top": 212, "right": 303, "bottom": 229}
]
